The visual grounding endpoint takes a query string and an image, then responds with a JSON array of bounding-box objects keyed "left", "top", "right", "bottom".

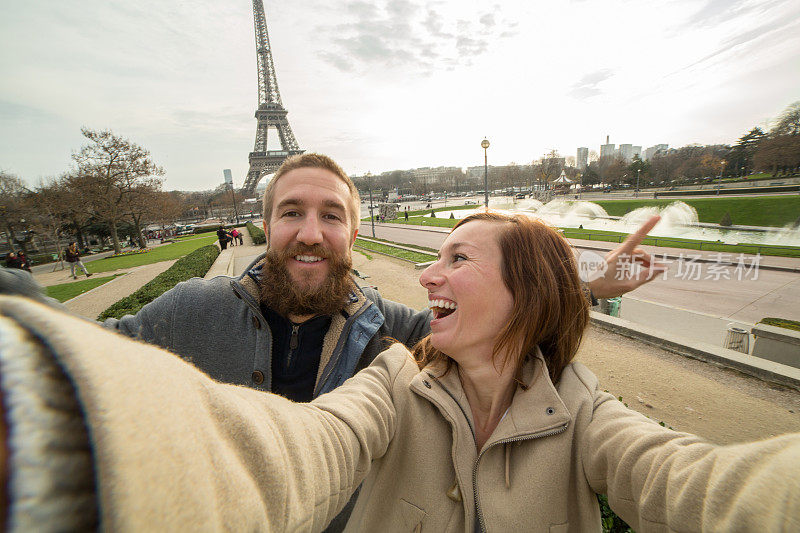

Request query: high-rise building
[
  {"left": 600, "top": 143, "right": 616, "bottom": 158},
  {"left": 576, "top": 147, "right": 588, "bottom": 170},
  {"left": 619, "top": 144, "right": 634, "bottom": 162},
  {"left": 223, "top": 169, "right": 233, "bottom": 187},
  {"left": 644, "top": 144, "right": 669, "bottom": 161},
  {"left": 633, "top": 146, "right": 642, "bottom": 159}
]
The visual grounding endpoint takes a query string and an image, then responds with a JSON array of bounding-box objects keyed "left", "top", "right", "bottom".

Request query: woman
[{"left": 0, "top": 213, "right": 797, "bottom": 531}]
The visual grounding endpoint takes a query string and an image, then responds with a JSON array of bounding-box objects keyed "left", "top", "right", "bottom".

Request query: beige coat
[{"left": 0, "top": 295, "right": 798, "bottom": 532}]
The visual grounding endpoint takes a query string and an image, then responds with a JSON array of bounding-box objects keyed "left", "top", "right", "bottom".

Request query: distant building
[
  {"left": 619, "top": 144, "right": 635, "bottom": 162},
  {"left": 223, "top": 169, "right": 233, "bottom": 187},
  {"left": 644, "top": 144, "right": 669, "bottom": 161},
  {"left": 633, "top": 146, "right": 642, "bottom": 159},
  {"left": 600, "top": 143, "right": 616, "bottom": 158},
  {"left": 576, "top": 147, "right": 588, "bottom": 170}
]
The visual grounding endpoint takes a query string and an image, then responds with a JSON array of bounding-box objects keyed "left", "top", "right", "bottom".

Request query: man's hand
[{"left": 587, "top": 215, "right": 668, "bottom": 298}]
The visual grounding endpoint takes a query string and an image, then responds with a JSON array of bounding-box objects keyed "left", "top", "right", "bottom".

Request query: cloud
[
  {"left": 314, "top": 0, "right": 517, "bottom": 75},
  {"left": 568, "top": 69, "right": 614, "bottom": 99}
]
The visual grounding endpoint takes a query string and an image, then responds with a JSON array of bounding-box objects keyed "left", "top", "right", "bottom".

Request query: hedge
[
  {"left": 246, "top": 221, "right": 266, "bottom": 245},
  {"left": 97, "top": 244, "right": 220, "bottom": 320}
]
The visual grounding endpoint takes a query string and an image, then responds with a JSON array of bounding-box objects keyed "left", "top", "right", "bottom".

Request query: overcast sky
[{"left": 1, "top": 0, "right": 798, "bottom": 191}]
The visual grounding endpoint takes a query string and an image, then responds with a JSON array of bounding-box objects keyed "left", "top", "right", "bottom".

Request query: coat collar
[{"left": 409, "top": 348, "right": 572, "bottom": 449}]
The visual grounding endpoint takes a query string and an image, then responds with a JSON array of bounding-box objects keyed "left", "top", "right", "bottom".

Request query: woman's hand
[{"left": 587, "top": 215, "right": 668, "bottom": 298}]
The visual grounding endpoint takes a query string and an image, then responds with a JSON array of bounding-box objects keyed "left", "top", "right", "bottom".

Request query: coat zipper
[
  {"left": 472, "top": 424, "right": 569, "bottom": 533},
  {"left": 286, "top": 324, "right": 300, "bottom": 368}
]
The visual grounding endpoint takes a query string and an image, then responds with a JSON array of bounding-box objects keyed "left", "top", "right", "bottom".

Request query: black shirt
[{"left": 261, "top": 305, "right": 332, "bottom": 403}]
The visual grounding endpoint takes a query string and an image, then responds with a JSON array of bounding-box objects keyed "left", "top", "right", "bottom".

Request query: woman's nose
[{"left": 419, "top": 261, "right": 443, "bottom": 288}]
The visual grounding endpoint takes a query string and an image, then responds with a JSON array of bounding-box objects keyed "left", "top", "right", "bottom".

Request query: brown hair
[
  {"left": 262, "top": 153, "right": 361, "bottom": 233},
  {"left": 413, "top": 212, "right": 590, "bottom": 384}
]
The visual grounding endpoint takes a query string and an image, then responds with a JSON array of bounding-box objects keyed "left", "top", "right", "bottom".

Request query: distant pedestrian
[
  {"left": 404, "top": 210, "right": 408, "bottom": 221},
  {"left": 4, "top": 252, "right": 23, "bottom": 270},
  {"left": 231, "top": 228, "right": 243, "bottom": 246},
  {"left": 217, "top": 227, "right": 231, "bottom": 250},
  {"left": 65, "top": 242, "right": 92, "bottom": 279},
  {"left": 16, "top": 251, "right": 32, "bottom": 272}
]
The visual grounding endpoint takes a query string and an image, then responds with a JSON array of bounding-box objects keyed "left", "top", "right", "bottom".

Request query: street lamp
[
  {"left": 367, "top": 172, "right": 376, "bottom": 238},
  {"left": 481, "top": 138, "right": 490, "bottom": 210},
  {"left": 635, "top": 169, "right": 641, "bottom": 198},
  {"left": 717, "top": 160, "right": 725, "bottom": 195},
  {"left": 228, "top": 183, "right": 240, "bottom": 224}
]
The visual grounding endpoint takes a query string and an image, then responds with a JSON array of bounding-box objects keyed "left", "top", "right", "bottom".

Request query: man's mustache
[{"left": 273, "top": 243, "right": 331, "bottom": 260}]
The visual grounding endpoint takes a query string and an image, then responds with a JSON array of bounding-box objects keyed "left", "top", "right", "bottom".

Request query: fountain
[{"left": 427, "top": 198, "right": 800, "bottom": 247}]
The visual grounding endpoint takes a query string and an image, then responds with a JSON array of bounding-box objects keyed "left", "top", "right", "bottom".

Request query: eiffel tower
[{"left": 241, "top": 0, "right": 303, "bottom": 195}]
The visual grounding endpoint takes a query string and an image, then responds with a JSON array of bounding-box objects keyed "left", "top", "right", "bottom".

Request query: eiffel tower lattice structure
[{"left": 241, "top": 0, "right": 303, "bottom": 195}]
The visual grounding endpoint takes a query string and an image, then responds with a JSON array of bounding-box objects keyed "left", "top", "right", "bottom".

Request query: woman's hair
[{"left": 413, "top": 211, "right": 590, "bottom": 384}]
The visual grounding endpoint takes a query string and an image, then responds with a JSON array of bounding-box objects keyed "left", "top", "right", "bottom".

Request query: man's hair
[
  {"left": 413, "top": 212, "right": 590, "bottom": 385},
  {"left": 262, "top": 153, "right": 361, "bottom": 234}
]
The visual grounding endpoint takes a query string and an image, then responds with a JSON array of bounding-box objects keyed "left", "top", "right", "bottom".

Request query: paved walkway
[{"left": 33, "top": 234, "right": 259, "bottom": 320}]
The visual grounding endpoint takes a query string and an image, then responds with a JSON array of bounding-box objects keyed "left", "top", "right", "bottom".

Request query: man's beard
[{"left": 259, "top": 243, "right": 353, "bottom": 318}]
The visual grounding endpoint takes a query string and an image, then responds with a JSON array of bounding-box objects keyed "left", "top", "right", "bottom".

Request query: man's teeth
[
  {"left": 429, "top": 299, "right": 457, "bottom": 310},
  {"left": 295, "top": 255, "right": 323, "bottom": 263}
]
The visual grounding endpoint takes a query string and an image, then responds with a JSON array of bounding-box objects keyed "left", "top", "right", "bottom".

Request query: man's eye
[
  {"left": 282, "top": 210, "right": 300, "bottom": 217},
  {"left": 323, "top": 213, "right": 343, "bottom": 221},
  {"left": 453, "top": 254, "right": 467, "bottom": 262}
]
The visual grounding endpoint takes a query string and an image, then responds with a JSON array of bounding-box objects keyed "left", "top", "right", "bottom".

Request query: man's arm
[
  {"left": 0, "top": 295, "right": 401, "bottom": 530},
  {"left": 586, "top": 215, "right": 668, "bottom": 298}
]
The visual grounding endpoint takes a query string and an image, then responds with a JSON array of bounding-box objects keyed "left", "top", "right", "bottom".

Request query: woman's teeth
[{"left": 429, "top": 299, "right": 457, "bottom": 310}]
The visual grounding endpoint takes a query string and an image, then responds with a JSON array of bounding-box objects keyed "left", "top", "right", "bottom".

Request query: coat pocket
[
  {"left": 549, "top": 522, "right": 569, "bottom": 533},
  {"left": 399, "top": 498, "right": 427, "bottom": 531}
]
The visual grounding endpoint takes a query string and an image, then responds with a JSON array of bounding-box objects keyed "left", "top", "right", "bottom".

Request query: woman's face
[{"left": 418, "top": 220, "right": 514, "bottom": 362}]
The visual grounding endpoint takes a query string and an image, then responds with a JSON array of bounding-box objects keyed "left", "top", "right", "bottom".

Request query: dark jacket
[{"left": 102, "top": 254, "right": 433, "bottom": 396}]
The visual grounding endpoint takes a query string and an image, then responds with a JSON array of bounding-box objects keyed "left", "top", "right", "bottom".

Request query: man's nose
[{"left": 296, "top": 216, "right": 324, "bottom": 245}]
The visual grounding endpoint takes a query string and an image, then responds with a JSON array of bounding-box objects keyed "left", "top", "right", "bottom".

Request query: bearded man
[{"left": 101, "top": 153, "right": 430, "bottom": 403}]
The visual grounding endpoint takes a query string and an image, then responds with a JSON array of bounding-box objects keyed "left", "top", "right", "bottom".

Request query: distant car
[
  {"left": 515, "top": 193, "right": 526, "bottom": 199},
  {"left": 464, "top": 200, "right": 477, "bottom": 205}
]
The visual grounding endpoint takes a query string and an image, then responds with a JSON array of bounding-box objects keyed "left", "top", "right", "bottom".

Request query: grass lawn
[
  {"left": 560, "top": 228, "right": 800, "bottom": 257},
  {"left": 586, "top": 196, "right": 800, "bottom": 228},
  {"left": 354, "top": 238, "right": 436, "bottom": 263},
  {"left": 175, "top": 231, "right": 216, "bottom": 241},
  {"left": 86, "top": 235, "right": 218, "bottom": 274},
  {"left": 45, "top": 274, "right": 126, "bottom": 303}
]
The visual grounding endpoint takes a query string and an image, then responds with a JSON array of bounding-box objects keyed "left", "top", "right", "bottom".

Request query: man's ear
[
  {"left": 262, "top": 220, "right": 269, "bottom": 245},
  {"left": 351, "top": 228, "right": 358, "bottom": 246}
]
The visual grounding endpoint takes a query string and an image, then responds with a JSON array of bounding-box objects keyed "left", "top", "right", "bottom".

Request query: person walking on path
[
  {"left": 404, "top": 209, "right": 408, "bottom": 221},
  {"left": 65, "top": 242, "right": 92, "bottom": 279},
  {"left": 230, "top": 228, "right": 243, "bottom": 246},
  {"left": 216, "top": 226, "right": 232, "bottom": 250}
]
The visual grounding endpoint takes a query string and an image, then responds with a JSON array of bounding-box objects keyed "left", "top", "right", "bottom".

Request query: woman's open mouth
[{"left": 429, "top": 299, "right": 457, "bottom": 320}]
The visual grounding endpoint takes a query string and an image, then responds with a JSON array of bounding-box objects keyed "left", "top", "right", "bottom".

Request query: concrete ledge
[
  {"left": 752, "top": 323, "right": 800, "bottom": 346},
  {"left": 204, "top": 247, "right": 235, "bottom": 279},
  {"left": 590, "top": 311, "right": 800, "bottom": 391}
]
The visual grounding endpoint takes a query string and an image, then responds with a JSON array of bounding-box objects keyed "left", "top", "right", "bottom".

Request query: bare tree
[
  {"left": 0, "top": 171, "right": 33, "bottom": 255},
  {"left": 70, "top": 128, "right": 164, "bottom": 254}
]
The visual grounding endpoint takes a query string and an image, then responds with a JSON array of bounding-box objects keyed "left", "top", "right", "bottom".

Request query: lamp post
[
  {"left": 228, "top": 184, "right": 240, "bottom": 224},
  {"left": 578, "top": 173, "right": 583, "bottom": 200},
  {"left": 635, "top": 169, "right": 640, "bottom": 198},
  {"left": 481, "top": 138, "right": 490, "bottom": 210},
  {"left": 367, "top": 172, "right": 376, "bottom": 238},
  {"left": 717, "top": 160, "right": 725, "bottom": 195}
]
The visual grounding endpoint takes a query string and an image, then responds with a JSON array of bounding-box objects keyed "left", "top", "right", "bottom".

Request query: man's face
[{"left": 264, "top": 167, "right": 357, "bottom": 291}]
